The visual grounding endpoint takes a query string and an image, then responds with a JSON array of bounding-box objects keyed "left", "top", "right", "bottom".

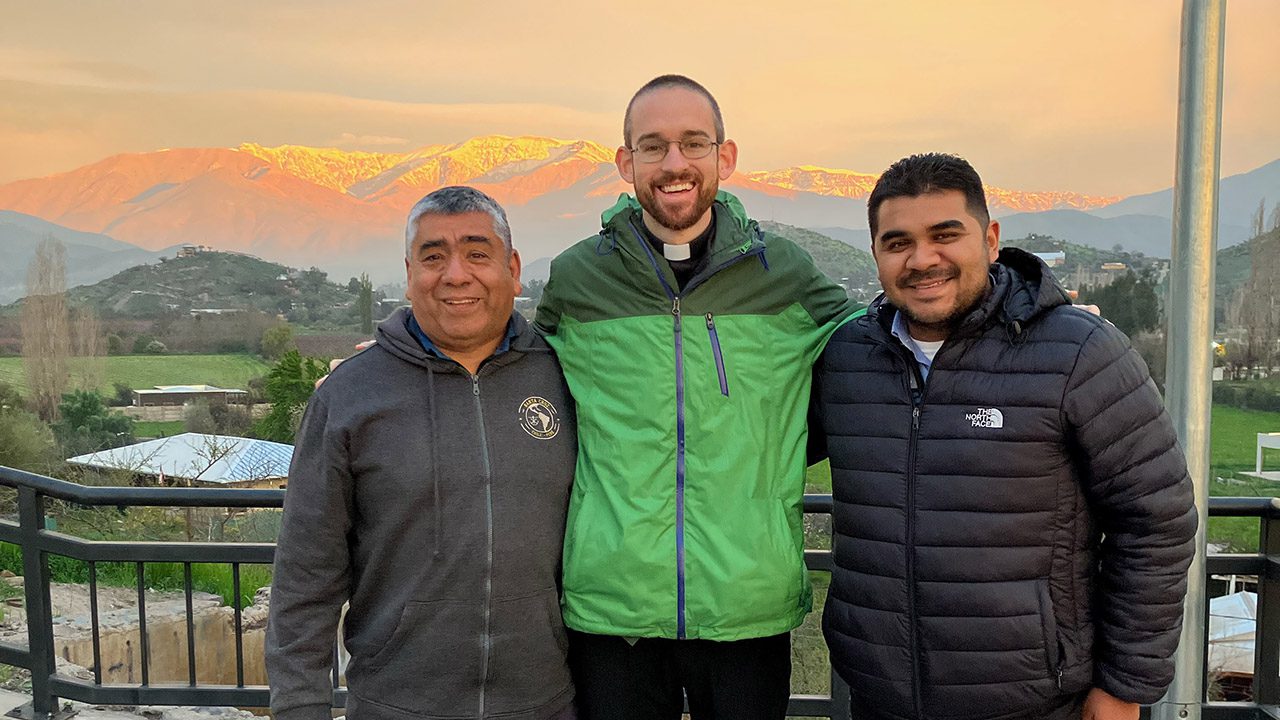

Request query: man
[
  {"left": 812, "top": 153, "right": 1197, "bottom": 720},
  {"left": 535, "top": 75, "right": 854, "bottom": 719},
  {"left": 266, "top": 186, "right": 577, "bottom": 720}
]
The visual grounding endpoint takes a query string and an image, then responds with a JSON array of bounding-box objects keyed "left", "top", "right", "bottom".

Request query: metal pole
[{"left": 1154, "top": 1, "right": 1224, "bottom": 719}]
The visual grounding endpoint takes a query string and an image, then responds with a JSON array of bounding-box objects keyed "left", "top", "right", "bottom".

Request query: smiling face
[
  {"left": 404, "top": 211, "right": 521, "bottom": 370},
  {"left": 872, "top": 190, "right": 999, "bottom": 341},
  {"left": 615, "top": 85, "right": 737, "bottom": 242}
]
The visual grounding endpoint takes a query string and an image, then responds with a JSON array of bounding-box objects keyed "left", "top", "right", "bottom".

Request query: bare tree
[
  {"left": 1270, "top": 202, "right": 1280, "bottom": 233},
  {"left": 1254, "top": 197, "right": 1268, "bottom": 239},
  {"left": 1240, "top": 231, "right": 1280, "bottom": 374},
  {"left": 21, "top": 236, "right": 70, "bottom": 422},
  {"left": 71, "top": 306, "right": 106, "bottom": 392}
]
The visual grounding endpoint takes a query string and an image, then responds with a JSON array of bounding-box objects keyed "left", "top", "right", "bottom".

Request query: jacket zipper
[
  {"left": 673, "top": 297, "right": 687, "bottom": 638},
  {"left": 705, "top": 313, "right": 729, "bottom": 396},
  {"left": 628, "top": 218, "right": 762, "bottom": 639},
  {"left": 472, "top": 374, "right": 494, "bottom": 716},
  {"left": 906, "top": 362, "right": 924, "bottom": 719}
]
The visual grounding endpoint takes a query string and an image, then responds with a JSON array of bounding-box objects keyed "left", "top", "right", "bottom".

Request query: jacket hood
[
  {"left": 374, "top": 305, "right": 545, "bottom": 369},
  {"left": 868, "top": 246, "right": 1072, "bottom": 340}
]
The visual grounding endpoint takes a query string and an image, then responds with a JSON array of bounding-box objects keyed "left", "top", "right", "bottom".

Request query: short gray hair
[{"left": 404, "top": 186, "right": 513, "bottom": 257}]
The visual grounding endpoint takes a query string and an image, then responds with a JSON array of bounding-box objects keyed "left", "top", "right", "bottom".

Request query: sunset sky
[{"left": 2, "top": 0, "right": 1277, "bottom": 197}]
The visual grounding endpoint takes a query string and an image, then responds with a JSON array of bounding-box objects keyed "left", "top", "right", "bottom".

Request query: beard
[
  {"left": 635, "top": 170, "right": 718, "bottom": 232},
  {"left": 893, "top": 267, "right": 991, "bottom": 336}
]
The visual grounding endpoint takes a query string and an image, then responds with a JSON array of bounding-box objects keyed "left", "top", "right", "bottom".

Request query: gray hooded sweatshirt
[{"left": 266, "top": 307, "right": 576, "bottom": 720}]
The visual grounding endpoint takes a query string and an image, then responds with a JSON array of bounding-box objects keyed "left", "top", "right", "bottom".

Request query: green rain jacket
[{"left": 534, "top": 191, "right": 856, "bottom": 640}]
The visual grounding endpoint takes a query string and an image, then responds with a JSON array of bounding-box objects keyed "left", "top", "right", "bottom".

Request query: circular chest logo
[{"left": 518, "top": 396, "right": 560, "bottom": 440}]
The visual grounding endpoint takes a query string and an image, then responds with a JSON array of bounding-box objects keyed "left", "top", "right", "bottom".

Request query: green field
[
  {"left": 133, "top": 420, "right": 186, "bottom": 438},
  {"left": 0, "top": 354, "right": 269, "bottom": 396}
]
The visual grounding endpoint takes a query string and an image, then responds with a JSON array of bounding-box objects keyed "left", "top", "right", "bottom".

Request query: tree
[
  {"left": 53, "top": 390, "right": 135, "bottom": 456},
  {"left": 71, "top": 306, "right": 106, "bottom": 392},
  {"left": 253, "top": 350, "right": 326, "bottom": 443},
  {"left": 1254, "top": 197, "right": 1268, "bottom": 239},
  {"left": 21, "top": 235, "right": 70, "bottom": 422},
  {"left": 1237, "top": 231, "right": 1280, "bottom": 373},
  {"left": 184, "top": 399, "right": 253, "bottom": 436},
  {"left": 0, "top": 383, "right": 57, "bottom": 473},
  {"left": 1076, "top": 270, "right": 1160, "bottom": 337},
  {"left": 260, "top": 324, "right": 295, "bottom": 360},
  {"left": 357, "top": 273, "right": 374, "bottom": 334}
]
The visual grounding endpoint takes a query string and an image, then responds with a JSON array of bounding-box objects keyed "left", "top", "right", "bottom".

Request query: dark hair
[
  {"left": 623, "top": 74, "right": 725, "bottom": 146},
  {"left": 867, "top": 153, "right": 990, "bottom": 239},
  {"left": 405, "top": 185, "right": 511, "bottom": 257}
]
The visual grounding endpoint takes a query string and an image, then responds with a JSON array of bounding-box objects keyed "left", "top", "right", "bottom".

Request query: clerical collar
[
  {"left": 664, "top": 243, "right": 692, "bottom": 261},
  {"left": 642, "top": 207, "right": 716, "bottom": 263}
]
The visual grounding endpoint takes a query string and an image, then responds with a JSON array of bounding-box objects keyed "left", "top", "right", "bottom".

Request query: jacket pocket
[
  {"left": 485, "top": 587, "right": 573, "bottom": 715},
  {"left": 705, "top": 313, "right": 730, "bottom": 397},
  {"left": 1036, "top": 580, "right": 1063, "bottom": 684},
  {"left": 357, "top": 599, "right": 482, "bottom": 716}
]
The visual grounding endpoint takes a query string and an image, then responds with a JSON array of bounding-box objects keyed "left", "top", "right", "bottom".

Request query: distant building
[
  {"left": 1032, "top": 251, "right": 1066, "bottom": 267},
  {"left": 176, "top": 244, "right": 212, "bottom": 258},
  {"left": 132, "top": 384, "right": 250, "bottom": 407},
  {"left": 189, "top": 308, "right": 245, "bottom": 316},
  {"left": 66, "top": 432, "right": 293, "bottom": 488}
]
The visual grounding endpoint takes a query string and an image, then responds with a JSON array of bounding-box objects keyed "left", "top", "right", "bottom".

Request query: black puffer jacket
[{"left": 814, "top": 249, "right": 1196, "bottom": 720}]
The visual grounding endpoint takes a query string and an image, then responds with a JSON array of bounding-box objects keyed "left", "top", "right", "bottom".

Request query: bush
[
  {"left": 110, "top": 382, "right": 135, "bottom": 407},
  {"left": 1213, "top": 382, "right": 1280, "bottom": 412},
  {"left": 143, "top": 340, "right": 167, "bottom": 354},
  {"left": 131, "top": 335, "right": 156, "bottom": 353},
  {"left": 106, "top": 333, "right": 124, "bottom": 355}
]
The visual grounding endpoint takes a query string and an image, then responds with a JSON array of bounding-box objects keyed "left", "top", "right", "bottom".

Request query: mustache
[
  {"left": 898, "top": 268, "right": 958, "bottom": 289},
  {"left": 651, "top": 170, "right": 700, "bottom": 186}
]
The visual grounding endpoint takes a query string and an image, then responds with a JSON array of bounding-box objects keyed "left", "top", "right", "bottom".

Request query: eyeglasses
[{"left": 628, "top": 138, "right": 720, "bottom": 163}]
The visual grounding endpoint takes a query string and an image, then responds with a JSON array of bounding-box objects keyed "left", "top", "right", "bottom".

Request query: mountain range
[{"left": 0, "top": 135, "right": 1275, "bottom": 292}]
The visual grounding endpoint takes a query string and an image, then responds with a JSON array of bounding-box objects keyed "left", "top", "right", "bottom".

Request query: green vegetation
[
  {"left": 0, "top": 354, "right": 269, "bottom": 396},
  {"left": 253, "top": 350, "right": 326, "bottom": 443},
  {"left": 132, "top": 420, "right": 185, "bottom": 438},
  {"left": 759, "top": 221, "right": 877, "bottom": 293},
  {"left": 0, "top": 543, "right": 271, "bottom": 609},
  {"left": 59, "top": 252, "right": 352, "bottom": 319}
]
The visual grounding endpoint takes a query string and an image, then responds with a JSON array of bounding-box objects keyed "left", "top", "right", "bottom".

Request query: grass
[
  {"left": 0, "top": 541, "right": 272, "bottom": 609},
  {"left": 133, "top": 420, "right": 186, "bottom": 438},
  {"left": 1207, "top": 404, "right": 1280, "bottom": 551},
  {"left": 0, "top": 354, "right": 269, "bottom": 396}
]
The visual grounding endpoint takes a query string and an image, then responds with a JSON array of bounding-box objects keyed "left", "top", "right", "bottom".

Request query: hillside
[
  {"left": 0, "top": 211, "right": 169, "bottom": 304},
  {"left": 38, "top": 251, "right": 359, "bottom": 321},
  {"left": 759, "top": 221, "right": 878, "bottom": 299}
]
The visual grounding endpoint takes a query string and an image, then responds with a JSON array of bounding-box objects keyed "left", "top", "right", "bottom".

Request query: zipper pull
[
  {"left": 912, "top": 407, "right": 920, "bottom": 430},
  {"left": 705, "top": 312, "right": 714, "bottom": 329},
  {"left": 1056, "top": 668, "right": 1063, "bottom": 690},
  {"left": 672, "top": 297, "right": 681, "bottom": 316},
  {"left": 472, "top": 374, "right": 480, "bottom": 396}
]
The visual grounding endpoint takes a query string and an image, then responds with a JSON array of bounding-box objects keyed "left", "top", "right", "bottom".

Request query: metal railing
[{"left": 1, "top": 466, "right": 1278, "bottom": 719}]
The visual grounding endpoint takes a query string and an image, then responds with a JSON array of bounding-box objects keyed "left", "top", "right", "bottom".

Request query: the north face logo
[{"left": 965, "top": 408, "right": 1004, "bottom": 429}]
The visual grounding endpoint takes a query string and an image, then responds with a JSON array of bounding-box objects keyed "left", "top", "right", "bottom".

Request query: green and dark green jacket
[{"left": 535, "top": 191, "right": 856, "bottom": 640}]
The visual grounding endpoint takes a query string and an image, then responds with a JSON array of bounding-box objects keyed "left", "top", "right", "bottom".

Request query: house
[
  {"left": 132, "top": 385, "right": 250, "bottom": 407},
  {"left": 66, "top": 433, "right": 293, "bottom": 488}
]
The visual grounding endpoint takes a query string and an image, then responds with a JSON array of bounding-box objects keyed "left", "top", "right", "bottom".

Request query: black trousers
[{"left": 568, "top": 629, "right": 792, "bottom": 720}]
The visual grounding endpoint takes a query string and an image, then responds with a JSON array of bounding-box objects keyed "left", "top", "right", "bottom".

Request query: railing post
[
  {"left": 18, "top": 486, "right": 58, "bottom": 719},
  {"left": 1254, "top": 507, "right": 1280, "bottom": 704},
  {"left": 1154, "top": 0, "right": 1225, "bottom": 719}
]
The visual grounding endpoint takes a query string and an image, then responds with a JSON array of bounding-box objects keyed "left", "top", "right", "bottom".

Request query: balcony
[{"left": 0, "top": 465, "right": 1273, "bottom": 719}]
